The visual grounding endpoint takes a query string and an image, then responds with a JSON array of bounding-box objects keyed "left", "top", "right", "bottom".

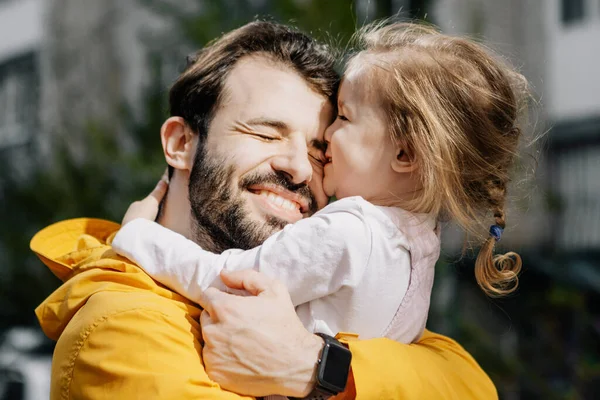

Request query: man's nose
[{"left": 271, "top": 137, "right": 312, "bottom": 185}]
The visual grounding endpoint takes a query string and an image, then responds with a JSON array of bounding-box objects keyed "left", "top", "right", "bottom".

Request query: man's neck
[
  {"left": 189, "top": 223, "right": 226, "bottom": 253},
  {"left": 157, "top": 184, "right": 226, "bottom": 253},
  {"left": 156, "top": 177, "right": 194, "bottom": 240}
]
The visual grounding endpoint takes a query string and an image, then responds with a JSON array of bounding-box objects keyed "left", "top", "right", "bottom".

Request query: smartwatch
[{"left": 301, "top": 333, "right": 352, "bottom": 399}]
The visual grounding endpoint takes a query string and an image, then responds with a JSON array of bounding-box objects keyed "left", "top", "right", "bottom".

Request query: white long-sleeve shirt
[{"left": 112, "top": 196, "right": 440, "bottom": 342}]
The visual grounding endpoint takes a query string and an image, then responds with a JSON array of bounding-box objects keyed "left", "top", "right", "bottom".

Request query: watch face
[{"left": 320, "top": 343, "right": 352, "bottom": 392}]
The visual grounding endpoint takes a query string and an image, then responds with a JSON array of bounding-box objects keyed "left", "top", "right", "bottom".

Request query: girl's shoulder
[
  {"left": 316, "top": 196, "right": 419, "bottom": 225},
  {"left": 315, "top": 196, "right": 373, "bottom": 216},
  {"left": 315, "top": 197, "right": 408, "bottom": 235}
]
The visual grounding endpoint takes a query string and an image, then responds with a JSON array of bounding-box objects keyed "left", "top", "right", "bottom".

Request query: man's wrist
[
  {"left": 286, "top": 333, "right": 324, "bottom": 398},
  {"left": 261, "top": 332, "right": 324, "bottom": 397},
  {"left": 291, "top": 333, "right": 353, "bottom": 399}
]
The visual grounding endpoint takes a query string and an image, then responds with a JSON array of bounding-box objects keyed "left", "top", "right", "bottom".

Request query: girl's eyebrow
[
  {"left": 337, "top": 100, "right": 353, "bottom": 119},
  {"left": 338, "top": 99, "right": 353, "bottom": 114}
]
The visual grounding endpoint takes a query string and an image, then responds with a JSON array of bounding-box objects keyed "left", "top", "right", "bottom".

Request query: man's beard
[{"left": 188, "top": 146, "right": 317, "bottom": 252}]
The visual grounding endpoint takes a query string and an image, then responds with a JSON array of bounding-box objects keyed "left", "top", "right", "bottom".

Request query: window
[
  {"left": 0, "top": 53, "right": 39, "bottom": 149},
  {"left": 555, "top": 143, "right": 600, "bottom": 250},
  {"left": 562, "top": 0, "right": 585, "bottom": 25}
]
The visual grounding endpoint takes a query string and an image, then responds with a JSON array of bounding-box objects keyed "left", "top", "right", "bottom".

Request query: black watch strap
[
  {"left": 301, "top": 390, "right": 335, "bottom": 400},
  {"left": 294, "top": 333, "right": 352, "bottom": 400}
]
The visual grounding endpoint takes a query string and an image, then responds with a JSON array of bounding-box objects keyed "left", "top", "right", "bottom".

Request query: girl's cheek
[{"left": 309, "top": 175, "right": 329, "bottom": 210}]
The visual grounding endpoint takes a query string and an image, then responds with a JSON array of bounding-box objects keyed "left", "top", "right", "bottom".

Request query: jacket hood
[{"left": 31, "top": 218, "right": 180, "bottom": 340}]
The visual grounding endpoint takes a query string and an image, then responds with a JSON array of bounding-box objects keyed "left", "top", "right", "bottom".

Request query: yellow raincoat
[{"left": 33, "top": 218, "right": 497, "bottom": 399}]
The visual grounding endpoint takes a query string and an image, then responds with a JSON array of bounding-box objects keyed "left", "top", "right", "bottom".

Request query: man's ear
[
  {"left": 391, "top": 146, "right": 418, "bottom": 173},
  {"left": 160, "top": 117, "right": 196, "bottom": 171}
]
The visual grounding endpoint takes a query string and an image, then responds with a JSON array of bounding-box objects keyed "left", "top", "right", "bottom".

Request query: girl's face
[{"left": 322, "top": 72, "right": 403, "bottom": 203}]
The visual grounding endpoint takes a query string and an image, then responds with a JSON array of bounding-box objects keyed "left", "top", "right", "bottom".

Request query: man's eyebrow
[
  {"left": 311, "top": 139, "right": 328, "bottom": 153},
  {"left": 245, "top": 118, "right": 290, "bottom": 132}
]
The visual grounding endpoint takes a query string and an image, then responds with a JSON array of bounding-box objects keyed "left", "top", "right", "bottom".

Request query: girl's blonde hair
[{"left": 348, "top": 22, "right": 529, "bottom": 297}]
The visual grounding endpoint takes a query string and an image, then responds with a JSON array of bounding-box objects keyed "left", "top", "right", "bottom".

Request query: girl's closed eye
[
  {"left": 309, "top": 151, "right": 327, "bottom": 166},
  {"left": 337, "top": 114, "right": 349, "bottom": 122}
]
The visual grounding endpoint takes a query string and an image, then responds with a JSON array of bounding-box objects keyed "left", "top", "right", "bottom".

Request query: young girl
[{"left": 113, "top": 22, "right": 526, "bottom": 345}]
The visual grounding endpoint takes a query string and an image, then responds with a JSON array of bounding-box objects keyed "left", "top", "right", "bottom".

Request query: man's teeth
[{"left": 258, "top": 190, "right": 300, "bottom": 211}]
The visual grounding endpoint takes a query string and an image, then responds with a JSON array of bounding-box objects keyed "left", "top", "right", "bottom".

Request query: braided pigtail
[{"left": 475, "top": 183, "right": 522, "bottom": 296}]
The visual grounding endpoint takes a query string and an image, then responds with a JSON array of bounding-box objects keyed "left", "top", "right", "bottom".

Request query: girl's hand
[{"left": 122, "top": 171, "right": 169, "bottom": 225}]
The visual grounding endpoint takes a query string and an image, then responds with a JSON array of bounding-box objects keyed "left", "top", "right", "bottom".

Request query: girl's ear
[
  {"left": 160, "top": 117, "right": 196, "bottom": 171},
  {"left": 391, "top": 146, "right": 418, "bottom": 173}
]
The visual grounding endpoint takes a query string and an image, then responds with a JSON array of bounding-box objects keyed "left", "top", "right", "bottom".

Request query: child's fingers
[
  {"left": 121, "top": 177, "right": 168, "bottom": 225},
  {"left": 147, "top": 178, "right": 168, "bottom": 205},
  {"left": 160, "top": 168, "right": 169, "bottom": 183}
]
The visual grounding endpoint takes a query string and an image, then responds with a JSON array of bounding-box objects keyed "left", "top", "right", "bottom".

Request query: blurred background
[{"left": 0, "top": 0, "right": 598, "bottom": 399}]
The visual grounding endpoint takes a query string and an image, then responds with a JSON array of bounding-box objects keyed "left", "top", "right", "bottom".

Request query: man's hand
[
  {"left": 199, "top": 269, "right": 323, "bottom": 398},
  {"left": 122, "top": 171, "right": 168, "bottom": 225}
]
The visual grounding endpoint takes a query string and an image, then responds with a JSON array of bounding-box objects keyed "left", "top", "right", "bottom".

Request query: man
[{"left": 32, "top": 21, "right": 497, "bottom": 399}]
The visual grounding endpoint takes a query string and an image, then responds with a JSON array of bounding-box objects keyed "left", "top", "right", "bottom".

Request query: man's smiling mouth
[
  {"left": 247, "top": 184, "right": 310, "bottom": 222},
  {"left": 254, "top": 190, "right": 301, "bottom": 212}
]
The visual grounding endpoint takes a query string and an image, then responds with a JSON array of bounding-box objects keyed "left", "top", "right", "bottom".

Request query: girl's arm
[{"left": 112, "top": 199, "right": 374, "bottom": 306}]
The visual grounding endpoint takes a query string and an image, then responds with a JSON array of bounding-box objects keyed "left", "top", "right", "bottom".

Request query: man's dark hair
[{"left": 167, "top": 20, "right": 340, "bottom": 176}]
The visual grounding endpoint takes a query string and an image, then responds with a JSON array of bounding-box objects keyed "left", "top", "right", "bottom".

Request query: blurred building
[
  {"left": 546, "top": 0, "right": 600, "bottom": 256},
  {"left": 358, "top": 0, "right": 600, "bottom": 261},
  {"left": 434, "top": 0, "right": 600, "bottom": 257},
  {"left": 0, "top": 0, "right": 169, "bottom": 166},
  {"left": 41, "top": 0, "right": 171, "bottom": 158},
  {"left": 0, "top": 0, "right": 43, "bottom": 162},
  {"left": 423, "top": 0, "right": 600, "bottom": 271},
  {"left": 429, "top": 0, "right": 600, "bottom": 397}
]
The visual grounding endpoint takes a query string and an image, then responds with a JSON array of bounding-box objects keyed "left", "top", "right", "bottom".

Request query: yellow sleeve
[
  {"left": 346, "top": 330, "right": 497, "bottom": 400},
  {"left": 51, "top": 291, "right": 252, "bottom": 400}
]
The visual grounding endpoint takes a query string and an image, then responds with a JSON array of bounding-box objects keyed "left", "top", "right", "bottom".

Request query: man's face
[{"left": 188, "top": 56, "right": 334, "bottom": 251}]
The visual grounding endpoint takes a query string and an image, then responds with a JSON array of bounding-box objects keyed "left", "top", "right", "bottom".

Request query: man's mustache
[{"left": 240, "top": 171, "right": 317, "bottom": 214}]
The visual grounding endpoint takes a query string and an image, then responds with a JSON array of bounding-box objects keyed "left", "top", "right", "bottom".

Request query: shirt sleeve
[
  {"left": 342, "top": 330, "right": 498, "bottom": 399},
  {"left": 112, "top": 202, "right": 373, "bottom": 306}
]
